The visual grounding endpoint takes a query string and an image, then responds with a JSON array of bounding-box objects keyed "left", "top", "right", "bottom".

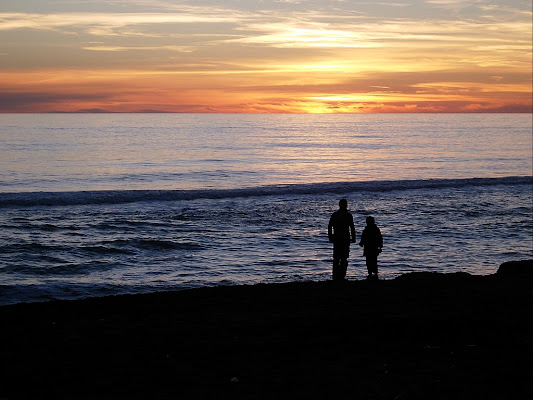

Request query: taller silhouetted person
[
  {"left": 328, "top": 199, "right": 356, "bottom": 280},
  {"left": 359, "top": 216, "right": 383, "bottom": 279}
]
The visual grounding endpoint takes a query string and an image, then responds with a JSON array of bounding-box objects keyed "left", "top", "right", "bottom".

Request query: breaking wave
[{"left": 0, "top": 176, "right": 530, "bottom": 208}]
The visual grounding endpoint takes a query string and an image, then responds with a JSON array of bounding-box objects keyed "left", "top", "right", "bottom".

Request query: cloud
[
  {"left": 232, "top": 25, "right": 381, "bottom": 48},
  {"left": 0, "top": 0, "right": 530, "bottom": 113},
  {"left": 1, "top": 2, "right": 530, "bottom": 53},
  {"left": 0, "top": 92, "right": 110, "bottom": 112},
  {"left": 0, "top": 10, "right": 244, "bottom": 33},
  {"left": 82, "top": 45, "right": 195, "bottom": 52}
]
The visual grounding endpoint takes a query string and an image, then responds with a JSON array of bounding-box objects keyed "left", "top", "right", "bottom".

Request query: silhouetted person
[
  {"left": 359, "top": 216, "right": 383, "bottom": 279},
  {"left": 328, "top": 199, "right": 356, "bottom": 280}
]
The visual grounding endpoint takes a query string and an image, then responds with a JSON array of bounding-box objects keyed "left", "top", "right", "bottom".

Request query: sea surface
[{"left": 0, "top": 113, "right": 532, "bottom": 305}]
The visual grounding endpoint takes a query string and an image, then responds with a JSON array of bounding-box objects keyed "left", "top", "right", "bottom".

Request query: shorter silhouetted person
[
  {"left": 359, "top": 216, "right": 383, "bottom": 279},
  {"left": 328, "top": 199, "right": 356, "bottom": 280}
]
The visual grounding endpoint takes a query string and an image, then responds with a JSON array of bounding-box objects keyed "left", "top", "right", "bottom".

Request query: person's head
[
  {"left": 339, "top": 198, "right": 348, "bottom": 210},
  {"left": 366, "top": 216, "right": 375, "bottom": 225}
]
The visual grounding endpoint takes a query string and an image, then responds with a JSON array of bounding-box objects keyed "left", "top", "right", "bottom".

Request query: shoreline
[{"left": 1, "top": 260, "right": 531, "bottom": 399}]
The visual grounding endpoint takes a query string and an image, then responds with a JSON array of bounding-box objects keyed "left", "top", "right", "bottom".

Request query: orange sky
[{"left": 1, "top": 1, "right": 531, "bottom": 113}]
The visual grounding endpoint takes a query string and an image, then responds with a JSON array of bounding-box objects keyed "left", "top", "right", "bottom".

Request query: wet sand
[{"left": 1, "top": 260, "right": 531, "bottom": 399}]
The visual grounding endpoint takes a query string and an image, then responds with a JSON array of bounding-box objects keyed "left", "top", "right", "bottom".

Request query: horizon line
[{"left": 2, "top": 110, "right": 532, "bottom": 114}]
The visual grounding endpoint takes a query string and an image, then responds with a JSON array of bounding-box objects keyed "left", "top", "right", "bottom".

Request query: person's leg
[
  {"left": 333, "top": 243, "right": 349, "bottom": 280},
  {"left": 368, "top": 254, "right": 378, "bottom": 276},
  {"left": 339, "top": 258, "right": 348, "bottom": 279},
  {"left": 332, "top": 256, "right": 341, "bottom": 280}
]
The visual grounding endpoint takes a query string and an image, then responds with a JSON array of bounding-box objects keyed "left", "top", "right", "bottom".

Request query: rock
[{"left": 496, "top": 260, "right": 533, "bottom": 278}]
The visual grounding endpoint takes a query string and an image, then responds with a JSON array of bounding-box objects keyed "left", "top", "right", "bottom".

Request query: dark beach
[{"left": 1, "top": 260, "right": 531, "bottom": 399}]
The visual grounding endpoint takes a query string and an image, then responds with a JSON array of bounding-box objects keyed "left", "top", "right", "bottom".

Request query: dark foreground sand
[{"left": 1, "top": 260, "right": 532, "bottom": 399}]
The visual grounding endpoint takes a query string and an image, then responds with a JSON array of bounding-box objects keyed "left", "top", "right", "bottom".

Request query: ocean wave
[
  {"left": 102, "top": 239, "right": 204, "bottom": 251},
  {"left": 0, "top": 176, "right": 530, "bottom": 208},
  {"left": 0, "top": 242, "right": 70, "bottom": 254}
]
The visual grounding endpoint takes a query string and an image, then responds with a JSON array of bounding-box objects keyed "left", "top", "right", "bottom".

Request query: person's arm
[
  {"left": 350, "top": 220, "right": 356, "bottom": 243},
  {"left": 328, "top": 216, "right": 334, "bottom": 243}
]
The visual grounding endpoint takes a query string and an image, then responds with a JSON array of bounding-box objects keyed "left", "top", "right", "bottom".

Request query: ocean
[{"left": 0, "top": 113, "right": 531, "bottom": 305}]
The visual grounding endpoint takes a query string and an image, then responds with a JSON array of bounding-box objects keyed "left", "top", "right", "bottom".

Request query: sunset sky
[{"left": 1, "top": 0, "right": 531, "bottom": 113}]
